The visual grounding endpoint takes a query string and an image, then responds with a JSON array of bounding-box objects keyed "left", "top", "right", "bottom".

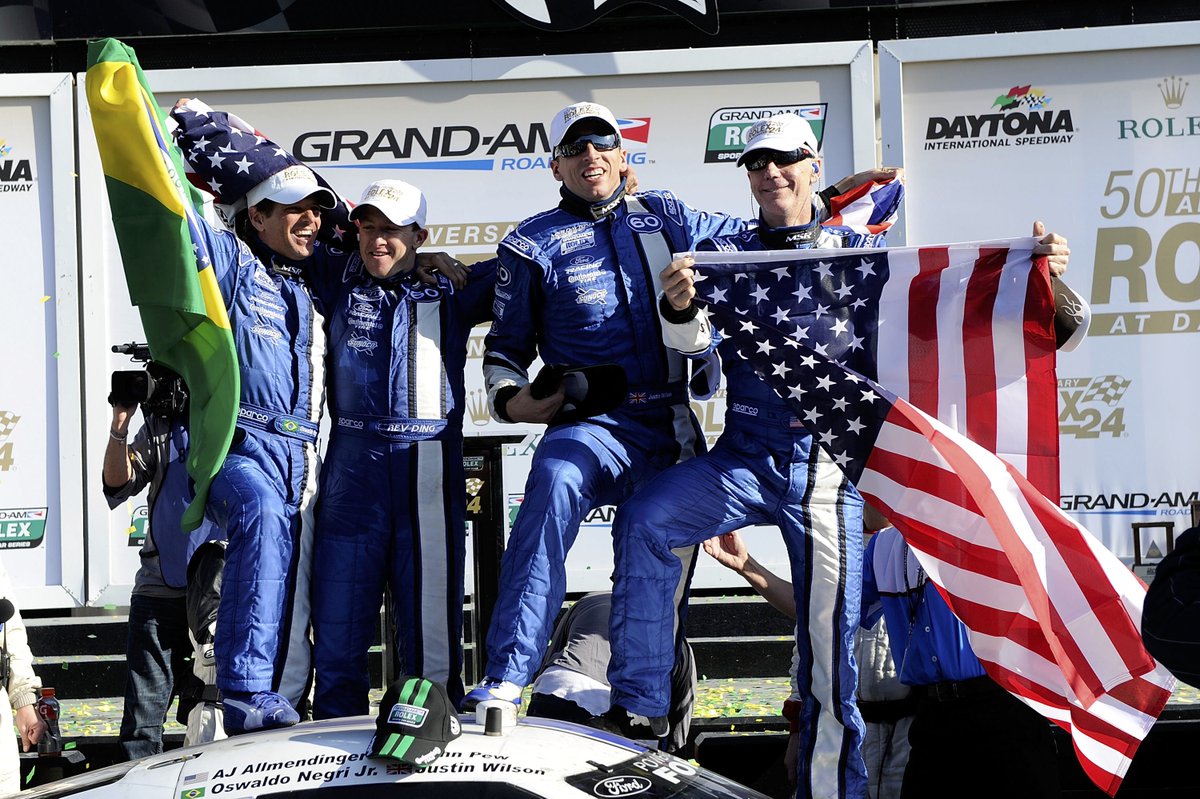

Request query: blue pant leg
[
  {"left": 391, "top": 439, "right": 467, "bottom": 705},
  {"left": 779, "top": 447, "right": 867, "bottom": 799},
  {"left": 119, "top": 594, "right": 190, "bottom": 760},
  {"left": 609, "top": 434, "right": 776, "bottom": 717},
  {"left": 484, "top": 423, "right": 632, "bottom": 685},
  {"left": 209, "top": 451, "right": 297, "bottom": 695},
  {"left": 311, "top": 438, "right": 389, "bottom": 719}
]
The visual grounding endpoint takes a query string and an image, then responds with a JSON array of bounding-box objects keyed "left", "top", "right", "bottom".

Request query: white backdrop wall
[
  {"left": 881, "top": 20, "right": 1200, "bottom": 562},
  {"left": 0, "top": 74, "right": 85, "bottom": 607},
  {"left": 75, "top": 42, "right": 877, "bottom": 607}
]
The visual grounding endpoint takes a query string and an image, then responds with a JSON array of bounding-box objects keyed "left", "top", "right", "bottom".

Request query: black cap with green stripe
[{"left": 369, "top": 676, "right": 462, "bottom": 766}]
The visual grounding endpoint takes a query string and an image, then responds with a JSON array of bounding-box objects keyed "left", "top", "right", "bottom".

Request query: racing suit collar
[
  {"left": 756, "top": 211, "right": 821, "bottom": 249},
  {"left": 248, "top": 233, "right": 309, "bottom": 277},
  {"left": 558, "top": 178, "right": 629, "bottom": 221}
]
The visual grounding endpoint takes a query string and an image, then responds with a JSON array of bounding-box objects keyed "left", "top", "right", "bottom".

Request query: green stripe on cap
[
  {"left": 398, "top": 677, "right": 421, "bottom": 705},
  {"left": 383, "top": 734, "right": 416, "bottom": 760},
  {"left": 412, "top": 679, "right": 433, "bottom": 711}
]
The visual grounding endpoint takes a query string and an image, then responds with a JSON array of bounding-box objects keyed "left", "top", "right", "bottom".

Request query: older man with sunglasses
[
  {"left": 464, "top": 101, "right": 748, "bottom": 715},
  {"left": 605, "top": 113, "right": 1073, "bottom": 797}
]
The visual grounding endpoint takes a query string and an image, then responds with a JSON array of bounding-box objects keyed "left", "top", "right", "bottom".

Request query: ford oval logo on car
[{"left": 593, "top": 775, "right": 653, "bottom": 797}]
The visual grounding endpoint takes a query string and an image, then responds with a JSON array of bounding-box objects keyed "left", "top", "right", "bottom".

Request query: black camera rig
[{"left": 109, "top": 342, "right": 189, "bottom": 418}]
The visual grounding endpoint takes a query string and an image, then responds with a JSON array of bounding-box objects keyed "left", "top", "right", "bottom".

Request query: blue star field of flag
[{"left": 692, "top": 251, "right": 903, "bottom": 482}]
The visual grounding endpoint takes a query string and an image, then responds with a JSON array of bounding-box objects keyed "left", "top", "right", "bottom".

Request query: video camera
[{"left": 109, "top": 342, "right": 189, "bottom": 418}]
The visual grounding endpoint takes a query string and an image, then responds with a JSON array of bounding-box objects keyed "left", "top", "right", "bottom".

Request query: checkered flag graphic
[
  {"left": 1082, "top": 375, "right": 1130, "bottom": 406},
  {"left": 0, "top": 411, "right": 20, "bottom": 441}
]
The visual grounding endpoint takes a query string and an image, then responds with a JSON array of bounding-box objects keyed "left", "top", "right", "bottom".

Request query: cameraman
[
  {"left": 103, "top": 376, "right": 219, "bottom": 760},
  {"left": 0, "top": 556, "right": 45, "bottom": 793}
]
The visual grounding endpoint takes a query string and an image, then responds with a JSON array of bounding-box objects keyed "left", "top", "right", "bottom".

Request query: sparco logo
[
  {"left": 1058, "top": 375, "right": 1128, "bottom": 439},
  {"left": 924, "top": 85, "right": 1075, "bottom": 151},
  {"left": 593, "top": 776, "right": 653, "bottom": 797},
  {"left": 238, "top": 407, "right": 271, "bottom": 423},
  {"left": 704, "top": 105, "right": 827, "bottom": 163}
]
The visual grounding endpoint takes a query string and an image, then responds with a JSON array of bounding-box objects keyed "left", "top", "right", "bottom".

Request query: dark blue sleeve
[
  {"left": 455, "top": 257, "right": 498, "bottom": 328},
  {"left": 861, "top": 534, "right": 883, "bottom": 629},
  {"left": 482, "top": 247, "right": 540, "bottom": 384}
]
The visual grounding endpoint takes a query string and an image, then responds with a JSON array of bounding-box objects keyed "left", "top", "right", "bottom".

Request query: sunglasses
[
  {"left": 553, "top": 132, "right": 621, "bottom": 159},
  {"left": 743, "top": 148, "right": 813, "bottom": 172}
]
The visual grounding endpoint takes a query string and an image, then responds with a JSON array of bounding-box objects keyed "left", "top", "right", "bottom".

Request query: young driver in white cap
[{"left": 309, "top": 180, "right": 495, "bottom": 718}]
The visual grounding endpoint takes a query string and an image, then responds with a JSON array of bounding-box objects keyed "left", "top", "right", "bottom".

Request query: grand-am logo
[
  {"left": 626, "top": 213, "right": 663, "bottom": 234},
  {"left": 0, "top": 507, "right": 47, "bottom": 548},
  {"left": 925, "top": 85, "right": 1075, "bottom": 151},
  {"left": 294, "top": 116, "right": 650, "bottom": 173},
  {"left": 347, "top": 333, "right": 378, "bottom": 354},
  {"left": 1059, "top": 375, "right": 1128, "bottom": 439},
  {"left": 593, "top": 776, "right": 653, "bottom": 797},
  {"left": 0, "top": 137, "right": 33, "bottom": 193},
  {"left": 1061, "top": 489, "right": 1197, "bottom": 519},
  {"left": 704, "top": 105, "right": 827, "bottom": 163}
]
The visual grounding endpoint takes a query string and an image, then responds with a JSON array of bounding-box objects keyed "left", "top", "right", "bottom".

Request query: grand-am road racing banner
[
  {"left": 0, "top": 74, "right": 85, "bottom": 607},
  {"left": 76, "top": 42, "right": 879, "bottom": 597},
  {"left": 880, "top": 21, "right": 1200, "bottom": 563}
]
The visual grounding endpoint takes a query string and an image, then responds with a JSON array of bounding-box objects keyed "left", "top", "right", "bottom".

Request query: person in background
[
  {"left": 526, "top": 592, "right": 696, "bottom": 753},
  {"left": 103, "top": 382, "right": 222, "bottom": 758},
  {"left": 704, "top": 523, "right": 914, "bottom": 799},
  {"left": 861, "top": 525, "right": 1061, "bottom": 799},
  {"left": 0, "top": 556, "right": 45, "bottom": 793},
  {"left": 1142, "top": 523, "right": 1200, "bottom": 688}
]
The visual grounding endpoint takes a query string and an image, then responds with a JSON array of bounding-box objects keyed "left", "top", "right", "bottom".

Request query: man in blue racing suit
[
  {"left": 606, "top": 113, "right": 898, "bottom": 795},
  {"left": 172, "top": 99, "right": 344, "bottom": 733},
  {"left": 311, "top": 179, "right": 494, "bottom": 716},
  {"left": 606, "top": 113, "right": 1073, "bottom": 797},
  {"left": 463, "top": 101, "right": 747, "bottom": 714}
]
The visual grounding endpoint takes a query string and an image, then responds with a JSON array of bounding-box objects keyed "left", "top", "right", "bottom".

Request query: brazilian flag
[{"left": 85, "top": 38, "right": 239, "bottom": 532}]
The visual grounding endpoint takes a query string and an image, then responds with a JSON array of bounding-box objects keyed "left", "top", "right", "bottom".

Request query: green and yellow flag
[{"left": 86, "top": 38, "right": 239, "bottom": 531}]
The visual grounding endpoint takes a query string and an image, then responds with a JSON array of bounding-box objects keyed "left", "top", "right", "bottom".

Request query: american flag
[{"left": 690, "top": 241, "right": 1174, "bottom": 796}]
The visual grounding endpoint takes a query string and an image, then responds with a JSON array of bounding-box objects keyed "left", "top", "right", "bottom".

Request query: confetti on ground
[
  {"left": 44, "top": 680, "right": 1200, "bottom": 739},
  {"left": 41, "top": 296, "right": 50, "bottom": 303}
]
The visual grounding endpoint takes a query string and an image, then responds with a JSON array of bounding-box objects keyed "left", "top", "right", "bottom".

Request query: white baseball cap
[
  {"left": 549, "top": 102, "right": 621, "bottom": 149},
  {"left": 736, "top": 113, "right": 820, "bottom": 166},
  {"left": 246, "top": 164, "right": 337, "bottom": 209},
  {"left": 350, "top": 180, "right": 427, "bottom": 228}
]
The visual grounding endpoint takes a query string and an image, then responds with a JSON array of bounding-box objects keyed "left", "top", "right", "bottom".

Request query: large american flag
[{"left": 690, "top": 241, "right": 1174, "bottom": 796}]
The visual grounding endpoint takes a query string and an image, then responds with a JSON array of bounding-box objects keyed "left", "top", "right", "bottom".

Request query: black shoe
[{"left": 592, "top": 704, "right": 669, "bottom": 739}]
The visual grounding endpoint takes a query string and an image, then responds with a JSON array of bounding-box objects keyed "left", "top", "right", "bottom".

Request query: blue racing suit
[
  {"left": 310, "top": 256, "right": 495, "bottom": 717},
  {"left": 481, "top": 185, "right": 745, "bottom": 686},
  {"left": 197, "top": 221, "right": 341, "bottom": 708},
  {"left": 608, "top": 184, "right": 903, "bottom": 799}
]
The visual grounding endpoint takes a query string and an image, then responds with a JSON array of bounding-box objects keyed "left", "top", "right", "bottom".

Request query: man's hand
[
  {"left": 503, "top": 383, "right": 566, "bottom": 424},
  {"left": 660, "top": 256, "right": 697, "bottom": 312},
  {"left": 415, "top": 252, "right": 471, "bottom": 289},
  {"left": 1032, "top": 220, "right": 1070, "bottom": 277},
  {"left": 703, "top": 532, "right": 751, "bottom": 574},
  {"left": 110, "top": 404, "right": 135, "bottom": 436},
  {"left": 15, "top": 705, "right": 44, "bottom": 752}
]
